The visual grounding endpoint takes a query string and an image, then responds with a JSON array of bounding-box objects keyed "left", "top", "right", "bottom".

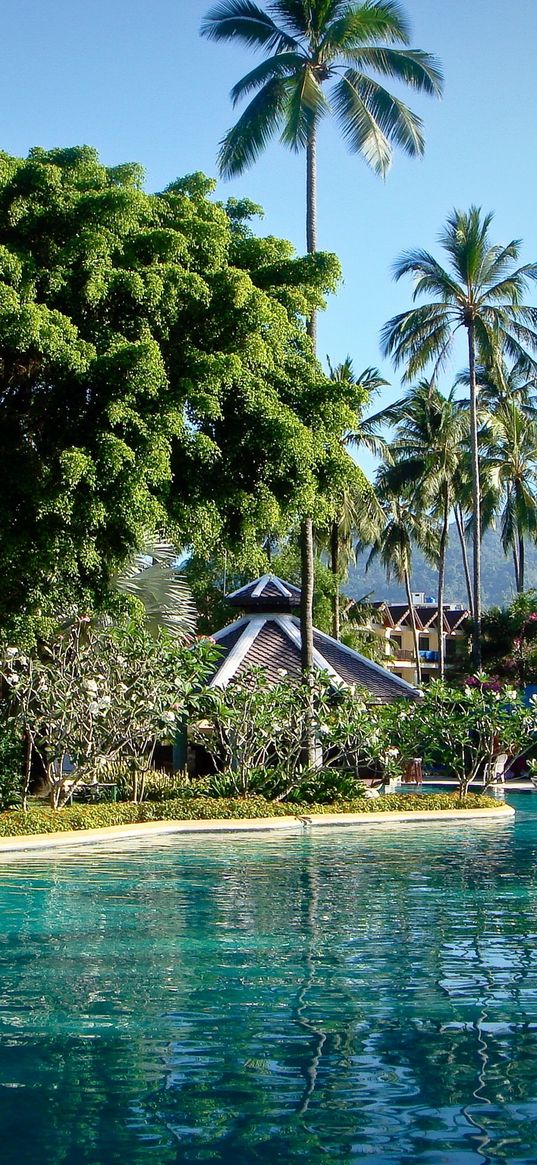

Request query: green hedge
[{"left": 0, "top": 793, "right": 506, "bottom": 837}]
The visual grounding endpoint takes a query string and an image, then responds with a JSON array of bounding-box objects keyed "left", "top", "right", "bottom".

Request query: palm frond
[
  {"left": 116, "top": 537, "right": 198, "bottom": 640},
  {"left": 320, "top": 1, "right": 412, "bottom": 55},
  {"left": 332, "top": 72, "right": 391, "bottom": 174},
  {"left": 280, "top": 67, "right": 330, "bottom": 149},
  {"left": 333, "top": 70, "right": 425, "bottom": 173},
  {"left": 339, "top": 46, "right": 443, "bottom": 96},
  {"left": 230, "top": 52, "right": 306, "bottom": 104},
  {"left": 218, "top": 77, "right": 287, "bottom": 176},
  {"left": 201, "top": 0, "right": 297, "bottom": 51},
  {"left": 391, "top": 249, "right": 464, "bottom": 303}
]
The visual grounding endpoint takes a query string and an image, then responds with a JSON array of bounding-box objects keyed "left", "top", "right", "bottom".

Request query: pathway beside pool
[{"left": 0, "top": 804, "right": 515, "bottom": 854}]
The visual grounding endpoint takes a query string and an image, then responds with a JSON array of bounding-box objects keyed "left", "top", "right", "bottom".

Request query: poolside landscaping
[{"left": 0, "top": 792, "right": 509, "bottom": 839}]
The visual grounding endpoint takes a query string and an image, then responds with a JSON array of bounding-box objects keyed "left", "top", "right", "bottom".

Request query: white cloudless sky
[{"left": 3, "top": 1, "right": 537, "bottom": 469}]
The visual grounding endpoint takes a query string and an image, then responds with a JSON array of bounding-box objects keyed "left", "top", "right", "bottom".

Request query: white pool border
[{"left": 0, "top": 805, "right": 515, "bottom": 854}]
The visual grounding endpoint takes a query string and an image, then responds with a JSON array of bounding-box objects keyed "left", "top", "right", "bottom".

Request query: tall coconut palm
[
  {"left": 376, "top": 380, "right": 466, "bottom": 677},
  {"left": 201, "top": 0, "right": 442, "bottom": 681},
  {"left": 381, "top": 207, "right": 537, "bottom": 667},
  {"left": 481, "top": 401, "right": 537, "bottom": 593}
]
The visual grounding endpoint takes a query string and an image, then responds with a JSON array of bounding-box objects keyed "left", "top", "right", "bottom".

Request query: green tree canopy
[{"left": 0, "top": 145, "right": 356, "bottom": 635}]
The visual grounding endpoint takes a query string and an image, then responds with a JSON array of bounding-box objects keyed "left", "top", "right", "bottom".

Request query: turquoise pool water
[{"left": 1, "top": 797, "right": 537, "bottom": 1164}]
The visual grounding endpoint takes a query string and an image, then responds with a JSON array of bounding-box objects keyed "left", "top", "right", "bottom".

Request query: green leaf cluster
[{"left": 0, "top": 145, "right": 348, "bottom": 633}]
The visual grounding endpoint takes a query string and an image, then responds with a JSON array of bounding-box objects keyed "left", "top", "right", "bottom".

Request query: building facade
[{"left": 372, "top": 593, "right": 469, "bottom": 685}]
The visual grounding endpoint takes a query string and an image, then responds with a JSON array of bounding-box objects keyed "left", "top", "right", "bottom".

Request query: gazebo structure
[{"left": 209, "top": 574, "right": 421, "bottom": 701}]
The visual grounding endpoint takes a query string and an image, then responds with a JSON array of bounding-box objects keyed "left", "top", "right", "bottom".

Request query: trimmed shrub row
[{"left": 0, "top": 792, "right": 505, "bottom": 837}]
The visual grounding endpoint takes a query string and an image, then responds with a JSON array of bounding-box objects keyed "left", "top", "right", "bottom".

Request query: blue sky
[{"left": 3, "top": 1, "right": 537, "bottom": 468}]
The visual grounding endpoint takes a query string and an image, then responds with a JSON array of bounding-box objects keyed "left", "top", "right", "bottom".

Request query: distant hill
[{"left": 344, "top": 527, "right": 537, "bottom": 610}]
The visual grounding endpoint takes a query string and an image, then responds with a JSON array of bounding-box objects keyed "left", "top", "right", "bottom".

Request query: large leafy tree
[
  {"left": 201, "top": 0, "right": 442, "bottom": 679},
  {"left": 381, "top": 207, "right": 537, "bottom": 667},
  {"left": 0, "top": 146, "right": 351, "bottom": 636}
]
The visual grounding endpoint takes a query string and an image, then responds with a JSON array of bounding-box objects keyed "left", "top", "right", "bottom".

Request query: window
[
  {"left": 419, "top": 636, "right": 430, "bottom": 651},
  {"left": 390, "top": 634, "right": 402, "bottom": 650}
]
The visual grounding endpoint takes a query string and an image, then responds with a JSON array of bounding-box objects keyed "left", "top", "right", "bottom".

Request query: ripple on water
[{"left": 0, "top": 797, "right": 536, "bottom": 1162}]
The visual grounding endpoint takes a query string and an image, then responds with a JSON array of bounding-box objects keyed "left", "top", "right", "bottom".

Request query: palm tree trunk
[
  {"left": 438, "top": 499, "right": 449, "bottom": 680},
  {"left": 301, "top": 514, "right": 316, "bottom": 768},
  {"left": 467, "top": 322, "right": 482, "bottom": 669},
  {"left": 518, "top": 532, "right": 525, "bottom": 593},
  {"left": 299, "top": 127, "right": 317, "bottom": 698},
  {"left": 404, "top": 570, "right": 422, "bottom": 685},
  {"left": 301, "top": 515, "right": 315, "bottom": 672},
  {"left": 330, "top": 519, "right": 340, "bottom": 640},
  {"left": 455, "top": 504, "right": 473, "bottom": 617},
  {"left": 306, "top": 129, "right": 317, "bottom": 345},
  {"left": 512, "top": 544, "right": 520, "bottom": 593}
]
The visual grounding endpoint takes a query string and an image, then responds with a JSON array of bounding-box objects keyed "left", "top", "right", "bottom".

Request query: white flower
[
  {"left": 85, "top": 680, "right": 98, "bottom": 694},
  {"left": 161, "top": 711, "right": 176, "bottom": 724},
  {"left": 88, "top": 701, "right": 100, "bottom": 714},
  {"left": 5, "top": 647, "right": 18, "bottom": 657},
  {"left": 277, "top": 668, "right": 288, "bottom": 677}
]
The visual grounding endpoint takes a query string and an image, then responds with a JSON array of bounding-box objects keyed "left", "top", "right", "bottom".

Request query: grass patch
[{"left": 0, "top": 793, "right": 507, "bottom": 837}]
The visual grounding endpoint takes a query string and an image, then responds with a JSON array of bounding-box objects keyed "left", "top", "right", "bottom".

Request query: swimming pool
[{"left": 1, "top": 794, "right": 536, "bottom": 1163}]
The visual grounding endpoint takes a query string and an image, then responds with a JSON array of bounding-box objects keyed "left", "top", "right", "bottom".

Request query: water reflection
[{"left": 0, "top": 800, "right": 537, "bottom": 1162}]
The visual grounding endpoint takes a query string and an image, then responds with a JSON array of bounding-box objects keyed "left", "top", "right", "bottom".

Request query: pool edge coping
[{"left": 0, "top": 804, "right": 515, "bottom": 854}]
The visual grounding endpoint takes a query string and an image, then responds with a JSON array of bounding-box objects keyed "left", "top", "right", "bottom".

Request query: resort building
[{"left": 371, "top": 594, "right": 469, "bottom": 684}]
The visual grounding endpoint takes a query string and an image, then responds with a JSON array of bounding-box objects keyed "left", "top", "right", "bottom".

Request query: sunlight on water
[{"left": 1, "top": 796, "right": 537, "bottom": 1163}]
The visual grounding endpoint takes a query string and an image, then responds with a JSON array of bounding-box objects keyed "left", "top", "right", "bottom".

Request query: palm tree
[
  {"left": 481, "top": 401, "right": 537, "bottom": 593},
  {"left": 201, "top": 0, "right": 442, "bottom": 679},
  {"left": 377, "top": 380, "right": 466, "bottom": 677},
  {"left": 381, "top": 207, "right": 537, "bottom": 667},
  {"left": 356, "top": 485, "right": 436, "bottom": 685},
  {"left": 323, "top": 357, "right": 387, "bottom": 638}
]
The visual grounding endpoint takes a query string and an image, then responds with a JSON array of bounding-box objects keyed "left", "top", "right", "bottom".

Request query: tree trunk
[
  {"left": 455, "top": 503, "right": 473, "bottom": 617},
  {"left": 437, "top": 498, "right": 449, "bottom": 680},
  {"left": 330, "top": 518, "right": 340, "bottom": 640},
  {"left": 467, "top": 322, "right": 482, "bottom": 670},
  {"left": 306, "top": 129, "right": 317, "bottom": 346},
  {"left": 404, "top": 570, "right": 422, "bottom": 685},
  {"left": 301, "top": 514, "right": 316, "bottom": 768},
  {"left": 301, "top": 515, "right": 315, "bottom": 673},
  {"left": 512, "top": 543, "right": 520, "bottom": 593},
  {"left": 518, "top": 532, "right": 525, "bottom": 593},
  {"left": 298, "top": 128, "right": 317, "bottom": 687}
]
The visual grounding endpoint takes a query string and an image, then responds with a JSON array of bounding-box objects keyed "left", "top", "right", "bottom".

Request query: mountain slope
[{"left": 345, "top": 527, "right": 537, "bottom": 609}]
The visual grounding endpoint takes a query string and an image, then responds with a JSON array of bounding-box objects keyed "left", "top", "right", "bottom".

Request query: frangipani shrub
[
  {"left": 1, "top": 618, "right": 217, "bottom": 807},
  {"left": 196, "top": 672, "right": 537, "bottom": 799}
]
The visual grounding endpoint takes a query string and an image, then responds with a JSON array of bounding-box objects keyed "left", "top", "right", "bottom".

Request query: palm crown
[
  {"left": 382, "top": 207, "right": 537, "bottom": 379},
  {"left": 201, "top": 0, "right": 443, "bottom": 179}
]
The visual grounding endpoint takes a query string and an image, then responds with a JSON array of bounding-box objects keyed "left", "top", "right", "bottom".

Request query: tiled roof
[
  {"left": 227, "top": 574, "right": 301, "bottom": 610},
  {"left": 444, "top": 608, "right": 468, "bottom": 630},
  {"left": 210, "top": 612, "right": 420, "bottom": 701},
  {"left": 375, "top": 601, "right": 469, "bottom": 632}
]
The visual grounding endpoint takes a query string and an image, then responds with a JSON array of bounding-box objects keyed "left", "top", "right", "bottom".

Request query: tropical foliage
[
  {"left": 0, "top": 619, "right": 217, "bottom": 807},
  {"left": 0, "top": 145, "right": 355, "bottom": 637},
  {"left": 381, "top": 207, "right": 537, "bottom": 665}
]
